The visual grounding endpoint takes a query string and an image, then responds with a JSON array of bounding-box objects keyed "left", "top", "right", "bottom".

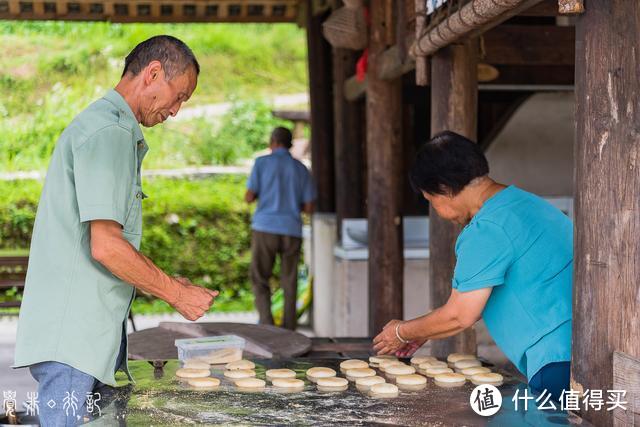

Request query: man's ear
[{"left": 143, "top": 60, "right": 163, "bottom": 85}]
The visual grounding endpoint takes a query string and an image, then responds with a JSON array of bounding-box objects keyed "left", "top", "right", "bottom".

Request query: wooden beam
[
  {"left": 333, "top": 47, "right": 366, "bottom": 233},
  {"left": 518, "top": 0, "right": 560, "bottom": 16},
  {"left": 482, "top": 25, "right": 574, "bottom": 66},
  {"left": 0, "top": 0, "right": 300, "bottom": 22},
  {"left": 414, "top": 0, "right": 543, "bottom": 57},
  {"left": 572, "top": 1, "right": 640, "bottom": 426},
  {"left": 306, "top": 1, "right": 335, "bottom": 213},
  {"left": 367, "top": 0, "right": 404, "bottom": 335},
  {"left": 489, "top": 64, "right": 574, "bottom": 86},
  {"left": 429, "top": 39, "right": 478, "bottom": 358}
]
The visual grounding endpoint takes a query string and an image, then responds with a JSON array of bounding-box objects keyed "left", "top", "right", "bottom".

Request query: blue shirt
[
  {"left": 247, "top": 148, "right": 316, "bottom": 237},
  {"left": 452, "top": 186, "right": 573, "bottom": 380}
]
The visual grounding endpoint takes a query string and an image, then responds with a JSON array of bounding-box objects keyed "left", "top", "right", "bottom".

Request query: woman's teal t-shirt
[{"left": 452, "top": 185, "right": 573, "bottom": 380}]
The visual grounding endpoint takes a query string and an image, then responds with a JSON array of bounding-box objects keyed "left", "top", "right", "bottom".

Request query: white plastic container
[{"left": 174, "top": 335, "right": 246, "bottom": 362}]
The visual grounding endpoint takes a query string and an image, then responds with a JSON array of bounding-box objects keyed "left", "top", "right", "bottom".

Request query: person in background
[{"left": 245, "top": 127, "right": 316, "bottom": 330}]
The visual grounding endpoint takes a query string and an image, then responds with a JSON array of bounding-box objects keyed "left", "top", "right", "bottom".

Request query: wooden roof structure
[{"left": 0, "top": 0, "right": 303, "bottom": 22}]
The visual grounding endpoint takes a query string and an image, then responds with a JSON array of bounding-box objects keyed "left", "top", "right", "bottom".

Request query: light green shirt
[{"left": 13, "top": 89, "right": 148, "bottom": 386}]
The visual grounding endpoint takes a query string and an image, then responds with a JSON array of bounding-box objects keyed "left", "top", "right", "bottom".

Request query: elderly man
[
  {"left": 245, "top": 127, "right": 315, "bottom": 330},
  {"left": 373, "top": 131, "right": 573, "bottom": 400},
  {"left": 13, "top": 36, "right": 217, "bottom": 425}
]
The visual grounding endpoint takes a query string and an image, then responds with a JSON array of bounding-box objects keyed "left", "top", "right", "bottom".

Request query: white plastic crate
[{"left": 174, "top": 335, "right": 246, "bottom": 362}]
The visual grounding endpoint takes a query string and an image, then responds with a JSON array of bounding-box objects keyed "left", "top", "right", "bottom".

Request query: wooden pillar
[
  {"left": 572, "top": 1, "right": 640, "bottom": 425},
  {"left": 429, "top": 40, "right": 478, "bottom": 357},
  {"left": 306, "top": 1, "right": 335, "bottom": 213},
  {"left": 333, "top": 48, "right": 366, "bottom": 233},
  {"left": 367, "top": 0, "right": 404, "bottom": 335}
]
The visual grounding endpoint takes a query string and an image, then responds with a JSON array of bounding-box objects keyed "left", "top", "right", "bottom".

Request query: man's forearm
[{"left": 93, "top": 232, "right": 180, "bottom": 305}]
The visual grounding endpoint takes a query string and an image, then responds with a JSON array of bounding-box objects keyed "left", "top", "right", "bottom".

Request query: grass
[{"left": 0, "top": 21, "right": 308, "bottom": 171}]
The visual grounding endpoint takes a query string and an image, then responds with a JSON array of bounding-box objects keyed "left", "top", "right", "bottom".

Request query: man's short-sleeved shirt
[
  {"left": 452, "top": 186, "right": 573, "bottom": 380},
  {"left": 13, "top": 89, "right": 148, "bottom": 386},
  {"left": 247, "top": 148, "right": 316, "bottom": 237}
]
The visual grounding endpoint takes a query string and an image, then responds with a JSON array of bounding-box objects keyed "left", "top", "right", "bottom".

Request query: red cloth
[{"left": 356, "top": 49, "right": 368, "bottom": 82}]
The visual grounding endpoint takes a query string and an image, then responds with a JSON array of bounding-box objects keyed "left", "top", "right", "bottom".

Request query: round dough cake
[
  {"left": 355, "top": 376, "right": 385, "bottom": 392},
  {"left": 339, "top": 359, "right": 368, "bottom": 373},
  {"left": 417, "top": 361, "right": 448, "bottom": 375},
  {"left": 395, "top": 374, "right": 427, "bottom": 391},
  {"left": 317, "top": 377, "right": 349, "bottom": 392},
  {"left": 182, "top": 360, "right": 211, "bottom": 370},
  {"left": 447, "top": 353, "right": 476, "bottom": 367},
  {"left": 369, "top": 382, "right": 399, "bottom": 398},
  {"left": 471, "top": 372, "right": 504, "bottom": 387},
  {"left": 369, "top": 355, "right": 397, "bottom": 367},
  {"left": 385, "top": 364, "right": 416, "bottom": 381},
  {"left": 175, "top": 368, "right": 211, "bottom": 379},
  {"left": 460, "top": 366, "right": 491, "bottom": 379},
  {"left": 424, "top": 366, "right": 454, "bottom": 378},
  {"left": 434, "top": 372, "right": 466, "bottom": 388},
  {"left": 187, "top": 377, "right": 220, "bottom": 388},
  {"left": 235, "top": 377, "right": 266, "bottom": 390},
  {"left": 410, "top": 356, "right": 438, "bottom": 367},
  {"left": 346, "top": 368, "right": 376, "bottom": 382},
  {"left": 225, "top": 360, "right": 255, "bottom": 371},
  {"left": 266, "top": 369, "right": 296, "bottom": 381},
  {"left": 224, "top": 369, "right": 256, "bottom": 380},
  {"left": 454, "top": 359, "right": 482, "bottom": 372},
  {"left": 378, "top": 360, "right": 406, "bottom": 372},
  {"left": 306, "top": 367, "right": 336, "bottom": 383},
  {"left": 272, "top": 378, "right": 305, "bottom": 390}
]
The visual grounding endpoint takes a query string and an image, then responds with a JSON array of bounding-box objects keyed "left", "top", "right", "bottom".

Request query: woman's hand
[
  {"left": 372, "top": 319, "right": 405, "bottom": 355},
  {"left": 395, "top": 338, "right": 428, "bottom": 358}
]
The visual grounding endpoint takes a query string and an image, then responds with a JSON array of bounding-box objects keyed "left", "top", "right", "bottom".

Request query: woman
[{"left": 373, "top": 131, "right": 573, "bottom": 399}]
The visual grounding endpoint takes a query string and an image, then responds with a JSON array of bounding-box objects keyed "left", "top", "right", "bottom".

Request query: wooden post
[
  {"left": 306, "top": 0, "right": 335, "bottom": 213},
  {"left": 333, "top": 48, "right": 366, "bottom": 233},
  {"left": 429, "top": 40, "right": 478, "bottom": 357},
  {"left": 367, "top": 0, "right": 404, "bottom": 335},
  {"left": 572, "top": 1, "right": 640, "bottom": 425}
]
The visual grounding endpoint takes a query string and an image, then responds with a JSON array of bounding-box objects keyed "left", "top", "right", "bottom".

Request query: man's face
[
  {"left": 422, "top": 191, "right": 468, "bottom": 225},
  {"left": 140, "top": 64, "right": 197, "bottom": 127}
]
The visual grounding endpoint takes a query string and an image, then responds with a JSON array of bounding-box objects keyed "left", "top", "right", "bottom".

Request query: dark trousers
[
  {"left": 250, "top": 230, "right": 301, "bottom": 330},
  {"left": 529, "top": 361, "right": 571, "bottom": 401}
]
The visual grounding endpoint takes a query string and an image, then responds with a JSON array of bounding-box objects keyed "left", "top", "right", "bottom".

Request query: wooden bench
[{"left": 0, "top": 255, "right": 137, "bottom": 330}]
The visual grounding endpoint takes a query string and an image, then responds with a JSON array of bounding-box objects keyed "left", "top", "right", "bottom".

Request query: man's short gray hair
[{"left": 122, "top": 35, "right": 200, "bottom": 80}]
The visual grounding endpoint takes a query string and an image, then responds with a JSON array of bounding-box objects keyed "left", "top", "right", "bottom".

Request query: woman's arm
[{"left": 372, "top": 287, "right": 493, "bottom": 355}]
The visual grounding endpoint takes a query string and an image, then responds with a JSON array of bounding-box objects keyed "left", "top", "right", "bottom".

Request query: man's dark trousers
[{"left": 250, "top": 230, "right": 301, "bottom": 330}]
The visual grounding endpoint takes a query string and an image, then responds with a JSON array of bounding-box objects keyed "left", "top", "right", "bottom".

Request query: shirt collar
[
  {"left": 103, "top": 89, "right": 145, "bottom": 143},
  {"left": 272, "top": 147, "right": 290, "bottom": 155}
]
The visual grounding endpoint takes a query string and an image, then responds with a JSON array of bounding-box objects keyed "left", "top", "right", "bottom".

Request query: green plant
[
  {"left": 0, "top": 21, "right": 307, "bottom": 172},
  {"left": 0, "top": 176, "right": 257, "bottom": 314},
  {"left": 197, "top": 99, "right": 289, "bottom": 165}
]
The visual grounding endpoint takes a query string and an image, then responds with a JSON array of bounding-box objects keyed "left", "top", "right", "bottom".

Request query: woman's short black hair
[{"left": 409, "top": 131, "right": 489, "bottom": 196}]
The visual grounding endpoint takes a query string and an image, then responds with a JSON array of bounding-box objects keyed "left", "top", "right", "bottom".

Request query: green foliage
[
  {"left": 0, "top": 21, "right": 307, "bottom": 171},
  {"left": 0, "top": 176, "right": 256, "bottom": 313},
  {"left": 197, "top": 99, "right": 289, "bottom": 165}
]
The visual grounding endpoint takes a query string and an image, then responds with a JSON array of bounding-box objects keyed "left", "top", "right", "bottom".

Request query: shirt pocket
[{"left": 123, "top": 184, "right": 144, "bottom": 236}]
